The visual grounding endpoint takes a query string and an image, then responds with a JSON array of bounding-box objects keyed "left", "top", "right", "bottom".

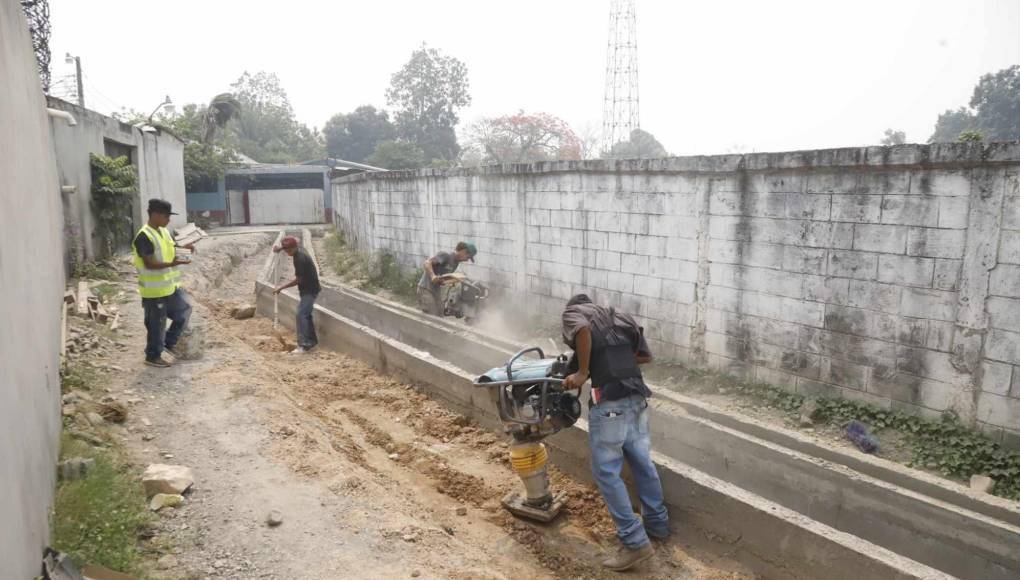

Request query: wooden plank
[
  {"left": 76, "top": 281, "right": 90, "bottom": 316},
  {"left": 64, "top": 289, "right": 76, "bottom": 304},
  {"left": 109, "top": 313, "right": 120, "bottom": 331},
  {"left": 60, "top": 302, "right": 68, "bottom": 365}
]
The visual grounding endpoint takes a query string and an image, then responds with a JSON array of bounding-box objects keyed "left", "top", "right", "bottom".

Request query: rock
[
  {"left": 402, "top": 533, "right": 417, "bottom": 542},
  {"left": 58, "top": 457, "right": 94, "bottom": 481},
  {"left": 266, "top": 509, "right": 284, "bottom": 527},
  {"left": 970, "top": 474, "right": 994, "bottom": 494},
  {"left": 798, "top": 398, "right": 820, "bottom": 427},
  {"left": 62, "top": 404, "right": 77, "bottom": 417},
  {"left": 482, "top": 499, "right": 500, "bottom": 513},
  {"left": 231, "top": 304, "right": 256, "bottom": 320},
  {"left": 411, "top": 571, "right": 421, "bottom": 578},
  {"left": 388, "top": 453, "right": 400, "bottom": 460},
  {"left": 149, "top": 493, "right": 184, "bottom": 511},
  {"left": 455, "top": 506, "right": 467, "bottom": 516},
  {"left": 142, "top": 464, "right": 194, "bottom": 497},
  {"left": 142, "top": 433, "right": 155, "bottom": 442},
  {"left": 157, "top": 554, "right": 179, "bottom": 570},
  {"left": 98, "top": 401, "right": 128, "bottom": 423},
  {"left": 86, "top": 412, "right": 106, "bottom": 426}
]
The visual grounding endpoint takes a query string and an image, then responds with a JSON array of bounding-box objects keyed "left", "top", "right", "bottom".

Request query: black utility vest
[{"left": 588, "top": 308, "right": 643, "bottom": 392}]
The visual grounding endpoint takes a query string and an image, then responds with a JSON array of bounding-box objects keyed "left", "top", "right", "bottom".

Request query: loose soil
[{"left": 79, "top": 232, "right": 750, "bottom": 579}]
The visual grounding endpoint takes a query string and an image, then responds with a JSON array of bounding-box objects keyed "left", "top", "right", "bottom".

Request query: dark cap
[{"left": 147, "top": 199, "right": 178, "bottom": 215}]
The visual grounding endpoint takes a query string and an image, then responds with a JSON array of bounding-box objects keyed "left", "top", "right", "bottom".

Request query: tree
[
  {"left": 930, "top": 107, "right": 977, "bottom": 143},
  {"left": 227, "top": 71, "right": 324, "bottom": 163},
  {"left": 930, "top": 66, "right": 1020, "bottom": 142},
  {"left": 880, "top": 129, "right": 906, "bottom": 145},
  {"left": 466, "top": 111, "right": 581, "bottom": 164},
  {"left": 203, "top": 93, "right": 241, "bottom": 144},
  {"left": 386, "top": 45, "right": 471, "bottom": 162},
  {"left": 323, "top": 105, "right": 395, "bottom": 162},
  {"left": 607, "top": 128, "right": 668, "bottom": 158},
  {"left": 576, "top": 122, "right": 602, "bottom": 160},
  {"left": 366, "top": 140, "right": 425, "bottom": 170}
]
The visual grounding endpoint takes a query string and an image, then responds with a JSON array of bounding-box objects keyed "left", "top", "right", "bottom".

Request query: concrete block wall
[{"left": 333, "top": 144, "right": 1020, "bottom": 443}]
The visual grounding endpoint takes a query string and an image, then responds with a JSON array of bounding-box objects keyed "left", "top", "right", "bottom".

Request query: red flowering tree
[{"left": 466, "top": 111, "right": 581, "bottom": 164}]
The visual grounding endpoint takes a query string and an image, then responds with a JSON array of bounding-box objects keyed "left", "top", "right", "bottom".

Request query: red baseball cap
[{"left": 273, "top": 236, "right": 299, "bottom": 253}]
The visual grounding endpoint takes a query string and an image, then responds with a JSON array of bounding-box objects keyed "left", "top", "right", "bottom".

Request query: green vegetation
[
  {"left": 51, "top": 435, "right": 153, "bottom": 575},
  {"left": 74, "top": 261, "right": 120, "bottom": 281},
  {"left": 672, "top": 367, "right": 1020, "bottom": 501},
  {"left": 52, "top": 361, "right": 156, "bottom": 576},
  {"left": 323, "top": 231, "right": 421, "bottom": 303},
  {"left": 89, "top": 154, "right": 139, "bottom": 257}
]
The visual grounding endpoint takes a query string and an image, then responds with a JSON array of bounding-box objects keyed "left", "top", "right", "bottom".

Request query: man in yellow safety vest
[{"left": 131, "top": 199, "right": 195, "bottom": 367}]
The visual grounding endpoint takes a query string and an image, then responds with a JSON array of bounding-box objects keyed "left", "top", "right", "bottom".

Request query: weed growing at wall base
[
  {"left": 323, "top": 230, "right": 422, "bottom": 303},
  {"left": 665, "top": 367, "right": 1020, "bottom": 501}
]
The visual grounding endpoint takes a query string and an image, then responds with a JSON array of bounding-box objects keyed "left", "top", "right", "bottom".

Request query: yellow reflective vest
[{"left": 132, "top": 224, "right": 181, "bottom": 298}]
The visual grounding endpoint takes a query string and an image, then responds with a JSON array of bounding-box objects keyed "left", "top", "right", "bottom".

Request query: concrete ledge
[
  {"left": 255, "top": 272, "right": 950, "bottom": 579},
  {"left": 652, "top": 388, "right": 1020, "bottom": 528}
]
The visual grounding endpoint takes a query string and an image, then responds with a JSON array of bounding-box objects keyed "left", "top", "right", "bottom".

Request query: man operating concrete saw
[
  {"left": 561, "top": 293, "right": 669, "bottom": 572},
  {"left": 416, "top": 241, "right": 477, "bottom": 316}
]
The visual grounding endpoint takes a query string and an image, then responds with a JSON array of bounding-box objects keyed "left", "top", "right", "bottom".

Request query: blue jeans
[
  {"left": 297, "top": 292, "right": 319, "bottom": 349},
  {"left": 588, "top": 393, "right": 669, "bottom": 548},
  {"left": 142, "top": 287, "right": 192, "bottom": 360}
]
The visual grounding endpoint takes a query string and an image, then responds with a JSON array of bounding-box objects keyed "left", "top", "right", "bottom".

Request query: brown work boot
[{"left": 601, "top": 543, "right": 654, "bottom": 571}]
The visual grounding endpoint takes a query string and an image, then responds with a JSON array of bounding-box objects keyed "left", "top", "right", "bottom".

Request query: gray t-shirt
[{"left": 417, "top": 251, "right": 459, "bottom": 291}]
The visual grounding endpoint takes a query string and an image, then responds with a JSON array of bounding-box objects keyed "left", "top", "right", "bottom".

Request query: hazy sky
[{"left": 48, "top": 0, "right": 1020, "bottom": 157}]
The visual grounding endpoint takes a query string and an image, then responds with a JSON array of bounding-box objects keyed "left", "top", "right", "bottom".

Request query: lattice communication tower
[{"left": 601, "top": 0, "right": 640, "bottom": 156}]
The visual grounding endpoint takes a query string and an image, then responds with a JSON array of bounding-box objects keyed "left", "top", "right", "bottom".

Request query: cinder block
[
  {"left": 709, "top": 191, "right": 745, "bottom": 216},
  {"left": 608, "top": 232, "right": 637, "bottom": 253},
  {"left": 998, "top": 230, "right": 1020, "bottom": 265},
  {"left": 595, "top": 250, "right": 621, "bottom": 271},
  {"left": 881, "top": 196, "right": 939, "bottom": 227},
  {"left": 802, "top": 275, "right": 850, "bottom": 305},
  {"left": 986, "top": 328, "right": 1020, "bottom": 365},
  {"left": 633, "top": 275, "right": 663, "bottom": 298},
  {"left": 845, "top": 279, "right": 901, "bottom": 315},
  {"left": 823, "top": 304, "right": 871, "bottom": 336},
  {"left": 828, "top": 250, "right": 878, "bottom": 280},
  {"left": 896, "top": 346, "right": 962, "bottom": 383},
  {"left": 560, "top": 229, "right": 584, "bottom": 248},
  {"left": 583, "top": 230, "right": 609, "bottom": 250},
  {"left": 858, "top": 171, "right": 911, "bottom": 195},
  {"left": 912, "top": 169, "right": 971, "bottom": 197},
  {"left": 621, "top": 254, "right": 650, "bottom": 274},
  {"left": 906, "top": 228, "right": 966, "bottom": 259},
  {"left": 820, "top": 357, "right": 871, "bottom": 389},
  {"left": 594, "top": 212, "right": 624, "bottom": 232},
  {"left": 932, "top": 259, "right": 961, "bottom": 291},
  {"left": 527, "top": 208, "right": 552, "bottom": 227},
  {"left": 785, "top": 193, "right": 831, "bottom": 220},
  {"left": 878, "top": 254, "right": 935, "bottom": 287},
  {"left": 648, "top": 256, "right": 680, "bottom": 279},
  {"left": 539, "top": 227, "right": 562, "bottom": 245},
  {"left": 677, "top": 260, "right": 699, "bottom": 282},
  {"left": 977, "top": 391, "right": 1020, "bottom": 428},
  {"left": 649, "top": 215, "right": 699, "bottom": 237},
  {"left": 624, "top": 213, "right": 650, "bottom": 235},
  {"left": 989, "top": 264, "right": 1020, "bottom": 296},
  {"left": 988, "top": 296, "right": 1020, "bottom": 333},
  {"left": 782, "top": 297, "right": 824, "bottom": 327},
  {"left": 804, "top": 171, "right": 859, "bottom": 194},
  {"left": 925, "top": 320, "right": 954, "bottom": 351},
  {"left": 782, "top": 247, "right": 827, "bottom": 274},
  {"left": 900, "top": 287, "right": 956, "bottom": 321},
  {"left": 605, "top": 271, "right": 634, "bottom": 293},
  {"left": 853, "top": 224, "right": 907, "bottom": 254},
  {"left": 635, "top": 235, "right": 668, "bottom": 257},
  {"left": 666, "top": 239, "right": 698, "bottom": 261},
  {"left": 831, "top": 195, "right": 882, "bottom": 223},
  {"left": 981, "top": 360, "right": 1013, "bottom": 396}
]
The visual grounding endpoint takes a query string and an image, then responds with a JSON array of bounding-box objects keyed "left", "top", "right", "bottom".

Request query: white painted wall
[
  {"left": 248, "top": 188, "right": 324, "bottom": 224},
  {"left": 48, "top": 97, "right": 185, "bottom": 265},
  {"left": 1, "top": 1, "right": 65, "bottom": 575}
]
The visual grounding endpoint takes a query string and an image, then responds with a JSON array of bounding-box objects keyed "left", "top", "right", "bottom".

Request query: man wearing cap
[
  {"left": 416, "top": 241, "right": 477, "bottom": 316},
  {"left": 272, "top": 236, "right": 321, "bottom": 354},
  {"left": 132, "top": 199, "right": 195, "bottom": 368}
]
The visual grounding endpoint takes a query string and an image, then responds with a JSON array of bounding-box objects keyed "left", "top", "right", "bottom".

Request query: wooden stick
[
  {"left": 60, "top": 302, "right": 68, "bottom": 365},
  {"left": 76, "top": 281, "right": 90, "bottom": 316}
]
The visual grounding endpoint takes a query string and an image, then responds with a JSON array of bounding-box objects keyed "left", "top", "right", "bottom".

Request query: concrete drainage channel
[{"left": 257, "top": 229, "right": 1018, "bottom": 580}]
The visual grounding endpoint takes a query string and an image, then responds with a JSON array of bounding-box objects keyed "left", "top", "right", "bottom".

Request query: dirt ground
[{"left": 80, "top": 233, "right": 752, "bottom": 579}]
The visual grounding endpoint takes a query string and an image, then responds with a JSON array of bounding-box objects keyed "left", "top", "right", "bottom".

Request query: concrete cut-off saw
[{"left": 473, "top": 347, "right": 582, "bottom": 522}]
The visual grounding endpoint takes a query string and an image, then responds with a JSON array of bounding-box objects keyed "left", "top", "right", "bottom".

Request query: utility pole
[
  {"left": 601, "top": 0, "right": 640, "bottom": 157},
  {"left": 65, "top": 52, "right": 84, "bottom": 108}
]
